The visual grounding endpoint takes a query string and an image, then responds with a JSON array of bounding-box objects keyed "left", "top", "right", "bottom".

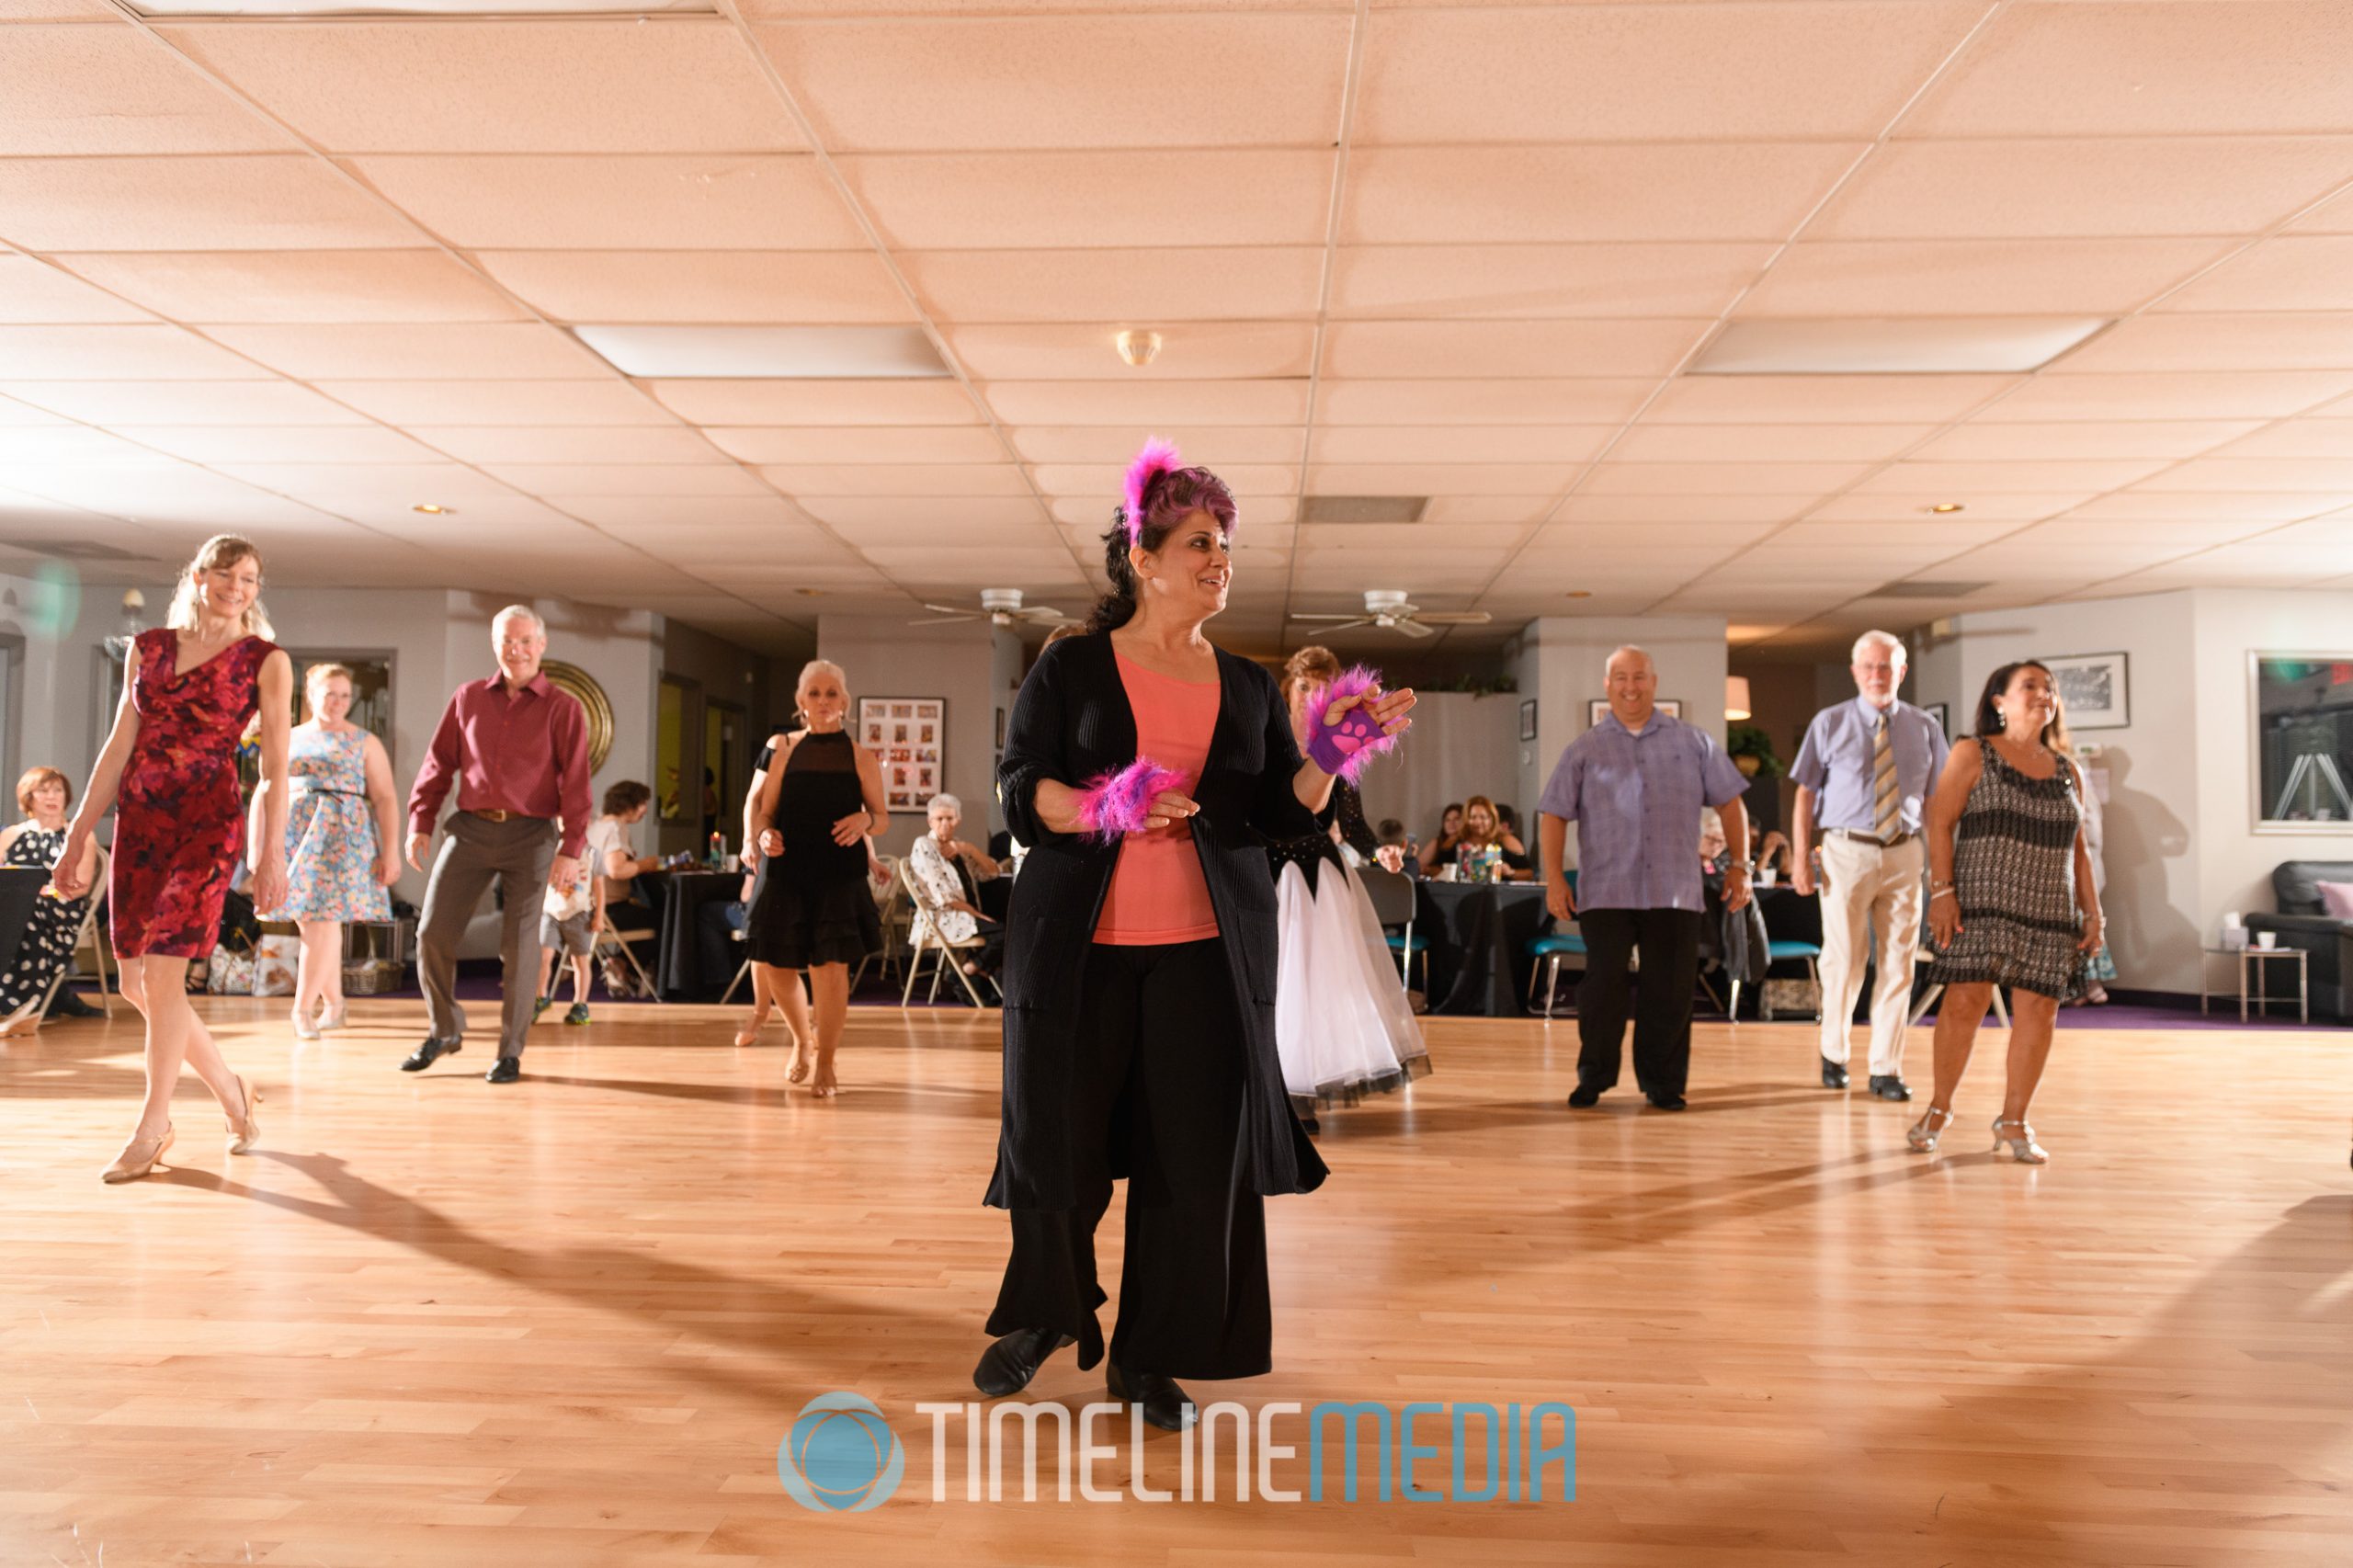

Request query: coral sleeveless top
[{"left": 1093, "top": 652, "right": 1222, "bottom": 946}]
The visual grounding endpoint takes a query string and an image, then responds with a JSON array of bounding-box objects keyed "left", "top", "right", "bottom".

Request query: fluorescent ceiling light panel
[
  {"left": 1690, "top": 318, "right": 2109, "bottom": 376},
  {"left": 573, "top": 326, "right": 950, "bottom": 381},
  {"left": 131, "top": 0, "right": 710, "bottom": 13}
]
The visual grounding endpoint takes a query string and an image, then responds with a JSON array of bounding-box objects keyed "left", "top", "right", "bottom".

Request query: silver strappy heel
[{"left": 1990, "top": 1117, "right": 2048, "bottom": 1165}]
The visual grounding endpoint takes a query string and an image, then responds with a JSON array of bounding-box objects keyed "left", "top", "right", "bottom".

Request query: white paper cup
[
  {"left": 1759, "top": 868, "right": 1779, "bottom": 886},
  {"left": 2256, "top": 930, "right": 2278, "bottom": 949}
]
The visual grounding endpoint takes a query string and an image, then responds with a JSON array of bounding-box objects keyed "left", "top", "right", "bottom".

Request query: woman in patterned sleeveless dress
[
  {"left": 279, "top": 663, "right": 400, "bottom": 1040},
  {"left": 745, "top": 659, "right": 888, "bottom": 1097},
  {"left": 0, "top": 767, "right": 98, "bottom": 1035},
  {"left": 1909, "top": 660, "right": 2105, "bottom": 1165},
  {"left": 55, "top": 536, "right": 293, "bottom": 1184}
]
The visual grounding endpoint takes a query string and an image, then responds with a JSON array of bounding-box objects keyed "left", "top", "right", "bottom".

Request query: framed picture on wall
[
  {"left": 2042, "top": 652, "right": 2129, "bottom": 730},
  {"left": 1924, "top": 701, "right": 1949, "bottom": 738},
  {"left": 861, "top": 697, "right": 945, "bottom": 811},
  {"left": 1587, "top": 699, "right": 1683, "bottom": 728},
  {"left": 1518, "top": 699, "right": 1538, "bottom": 743}
]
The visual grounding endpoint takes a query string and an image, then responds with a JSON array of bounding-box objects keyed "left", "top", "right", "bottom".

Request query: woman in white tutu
[{"left": 1270, "top": 646, "right": 1431, "bottom": 1131}]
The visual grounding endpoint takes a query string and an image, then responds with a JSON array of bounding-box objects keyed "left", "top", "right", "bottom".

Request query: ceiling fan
[
  {"left": 909, "top": 587, "right": 1076, "bottom": 629},
  {"left": 1288, "top": 590, "right": 1495, "bottom": 641}
]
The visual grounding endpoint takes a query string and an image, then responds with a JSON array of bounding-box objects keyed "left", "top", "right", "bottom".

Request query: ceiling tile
[
  {"left": 0, "top": 255, "right": 152, "bottom": 323},
  {"left": 704, "top": 426, "right": 1008, "bottom": 465},
  {"left": 206, "top": 460, "right": 517, "bottom": 503},
  {"left": 2157, "top": 237, "right": 2353, "bottom": 312},
  {"left": 2207, "top": 421, "right": 2353, "bottom": 460},
  {"left": 320, "top": 379, "right": 668, "bottom": 426},
  {"left": 1611, "top": 423, "right": 1934, "bottom": 463},
  {"left": 0, "top": 324, "right": 268, "bottom": 380},
  {"left": 205, "top": 322, "right": 607, "bottom": 380},
  {"left": 1584, "top": 461, "right": 1869, "bottom": 496},
  {"left": 1356, "top": 3, "right": 1983, "bottom": 144},
  {"left": 1345, "top": 143, "right": 1861, "bottom": 244},
  {"left": 2050, "top": 312, "right": 2353, "bottom": 373},
  {"left": 0, "top": 24, "right": 290, "bottom": 155},
  {"left": 1913, "top": 420, "right": 2260, "bottom": 460},
  {"left": 799, "top": 495, "right": 1044, "bottom": 530},
  {"left": 1978, "top": 369, "right": 2353, "bottom": 420},
  {"left": 0, "top": 154, "right": 419, "bottom": 250},
  {"left": 405, "top": 426, "right": 724, "bottom": 466},
  {"left": 57, "top": 249, "right": 524, "bottom": 324},
  {"left": 1320, "top": 320, "right": 1705, "bottom": 381},
  {"left": 753, "top": 13, "right": 1349, "bottom": 152},
  {"left": 1305, "top": 462, "right": 1576, "bottom": 496},
  {"left": 1330, "top": 243, "right": 1771, "bottom": 321},
  {"left": 983, "top": 379, "right": 1310, "bottom": 426},
  {"left": 1009, "top": 426, "right": 1306, "bottom": 465},
  {"left": 1807, "top": 491, "right": 2087, "bottom": 522},
  {"left": 111, "top": 425, "right": 443, "bottom": 465},
  {"left": 1851, "top": 458, "right": 2174, "bottom": 494},
  {"left": 902, "top": 247, "right": 1324, "bottom": 324},
  {"left": 1643, "top": 373, "right": 2018, "bottom": 424},
  {"left": 1, "top": 378, "right": 368, "bottom": 425},
  {"left": 1307, "top": 426, "right": 1613, "bottom": 464},
  {"left": 1317, "top": 379, "right": 1654, "bottom": 426},
  {"left": 481, "top": 251, "right": 910, "bottom": 328},
  {"left": 553, "top": 494, "right": 804, "bottom": 529},
  {"left": 480, "top": 463, "right": 767, "bottom": 497},
  {"left": 1811, "top": 136, "right": 2353, "bottom": 239},
  {"left": 946, "top": 322, "right": 1313, "bottom": 382},
  {"left": 1904, "top": 0, "right": 2353, "bottom": 139},
  {"left": 1033, "top": 462, "right": 1293, "bottom": 497},
  {"left": 648, "top": 378, "right": 980, "bottom": 426},
  {"left": 356, "top": 156, "right": 865, "bottom": 250},
  {"left": 1739, "top": 238, "right": 2229, "bottom": 317},
  {"left": 2130, "top": 457, "right": 2353, "bottom": 494},
  {"left": 841, "top": 149, "right": 1333, "bottom": 250},
  {"left": 2061, "top": 490, "right": 2345, "bottom": 521},
  {"left": 761, "top": 462, "right": 1030, "bottom": 497},
  {"left": 163, "top": 18, "right": 801, "bottom": 154}
]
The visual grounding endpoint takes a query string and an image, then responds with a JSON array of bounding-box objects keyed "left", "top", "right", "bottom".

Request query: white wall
[
  {"left": 1355, "top": 690, "right": 1524, "bottom": 850},
  {"left": 815, "top": 614, "right": 1019, "bottom": 857}
]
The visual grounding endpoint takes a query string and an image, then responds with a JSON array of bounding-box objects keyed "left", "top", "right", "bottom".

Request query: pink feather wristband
[
  {"left": 1074, "top": 757, "right": 1189, "bottom": 842},
  {"left": 1304, "top": 665, "right": 1398, "bottom": 785}
]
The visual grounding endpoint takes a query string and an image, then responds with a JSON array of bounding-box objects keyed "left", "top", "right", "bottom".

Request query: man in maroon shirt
[{"left": 402, "top": 605, "right": 593, "bottom": 1083}]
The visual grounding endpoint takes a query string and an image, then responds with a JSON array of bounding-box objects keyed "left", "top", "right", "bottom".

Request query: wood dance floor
[{"left": 4, "top": 998, "right": 2350, "bottom": 1566}]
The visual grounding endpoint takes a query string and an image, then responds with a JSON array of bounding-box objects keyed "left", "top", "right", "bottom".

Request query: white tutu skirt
[{"left": 1274, "top": 858, "right": 1431, "bottom": 1111}]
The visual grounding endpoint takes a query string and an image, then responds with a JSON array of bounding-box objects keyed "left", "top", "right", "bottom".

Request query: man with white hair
[
  {"left": 403, "top": 605, "right": 592, "bottom": 1084},
  {"left": 1790, "top": 630, "right": 1949, "bottom": 1099}
]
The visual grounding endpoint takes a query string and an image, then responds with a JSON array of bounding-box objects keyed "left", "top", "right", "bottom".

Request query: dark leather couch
[{"left": 2245, "top": 860, "right": 2353, "bottom": 1022}]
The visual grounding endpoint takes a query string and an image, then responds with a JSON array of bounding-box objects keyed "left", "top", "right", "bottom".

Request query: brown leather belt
[
  {"left": 467, "top": 808, "right": 541, "bottom": 824},
  {"left": 1830, "top": 827, "right": 1916, "bottom": 848}
]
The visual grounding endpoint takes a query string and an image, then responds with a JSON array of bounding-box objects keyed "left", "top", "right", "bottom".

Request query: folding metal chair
[
  {"left": 1356, "top": 865, "right": 1428, "bottom": 991},
  {"left": 897, "top": 858, "right": 996, "bottom": 1008}
]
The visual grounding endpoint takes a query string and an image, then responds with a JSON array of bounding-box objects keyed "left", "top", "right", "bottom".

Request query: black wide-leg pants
[
  {"left": 1574, "top": 907, "right": 1703, "bottom": 1099},
  {"left": 986, "top": 938, "right": 1272, "bottom": 1381}
]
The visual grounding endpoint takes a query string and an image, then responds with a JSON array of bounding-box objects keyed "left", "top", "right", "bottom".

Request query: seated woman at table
[
  {"left": 907, "top": 792, "right": 1006, "bottom": 979},
  {"left": 1751, "top": 830, "right": 1792, "bottom": 881},
  {"left": 0, "top": 767, "right": 99, "bottom": 1037},
  {"left": 1427, "top": 802, "right": 1465, "bottom": 862},
  {"left": 1453, "top": 795, "right": 1532, "bottom": 880}
]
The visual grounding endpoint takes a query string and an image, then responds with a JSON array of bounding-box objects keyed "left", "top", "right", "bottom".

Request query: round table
[{"left": 1417, "top": 880, "right": 1550, "bottom": 1017}]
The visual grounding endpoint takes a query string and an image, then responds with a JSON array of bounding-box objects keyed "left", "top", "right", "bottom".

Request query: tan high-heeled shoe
[
  {"left": 318, "top": 1002, "right": 348, "bottom": 1031},
  {"left": 0, "top": 996, "right": 44, "bottom": 1038},
  {"left": 1905, "top": 1105, "right": 1953, "bottom": 1153},
  {"left": 1990, "top": 1117, "right": 2048, "bottom": 1165},
  {"left": 103, "top": 1125, "right": 174, "bottom": 1183},
  {"left": 226, "top": 1074, "right": 262, "bottom": 1154}
]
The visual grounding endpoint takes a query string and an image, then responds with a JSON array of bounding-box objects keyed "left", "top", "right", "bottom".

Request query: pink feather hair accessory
[
  {"left": 1121, "top": 436, "right": 1185, "bottom": 543},
  {"left": 1074, "top": 756, "right": 1190, "bottom": 842},
  {"left": 1304, "top": 665, "right": 1398, "bottom": 785}
]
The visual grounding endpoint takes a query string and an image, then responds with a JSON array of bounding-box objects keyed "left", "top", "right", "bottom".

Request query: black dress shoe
[
  {"left": 1820, "top": 1056, "right": 1849, "bottom": 1090},
  {"left": 47, "top": 990, "right": 102, "bottom": 1018},
  {"left": 485, "top": 1055, "right": 520, "bottom": 1084},
  {"left": 1645, "top": 1092, "right": 1688, "bottom": 1112},
  {"left": 973, "top": 1327, "right": 1074, "bottom": 1398},
  {"left": 1566, "top": 1084, "right": 1604, "bottom": 1108},
  {"left": 1108, "top": 1363, "right": 1196, "bottom": 1431},
  {"left": 1869, "top": 1074, "right": 1912, "bottom": 1101},
  {"left": 400, "top": 1039, "right": 460, "bottom": 1072}
]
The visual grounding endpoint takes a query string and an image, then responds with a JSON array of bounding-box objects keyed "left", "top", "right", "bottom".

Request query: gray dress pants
[{"left": 417, "top": 812, "right": 557, "bottom": 1061}]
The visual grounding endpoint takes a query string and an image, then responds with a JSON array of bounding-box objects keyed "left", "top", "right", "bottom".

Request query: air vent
[
  {"left": 14, "top": 540, "right": 148, "bottom": 562},
  {"left": 1301, "top": 495, "right": 1429, "bottom": 524},
  {"left": 1875, "top": 580, "right": 1990, "bottom": 599}
]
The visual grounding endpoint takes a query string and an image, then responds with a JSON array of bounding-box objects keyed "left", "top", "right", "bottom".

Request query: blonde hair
[
  {"left": 303, "top": 661, "right": 355, "bottom": 720},
  {"left": 17, "top": 766, "right": 71, "bottom": 816},
  {"left": 797, "top": 658, "right": 847, "bottom": 697},
  {"left": 167, "top": 534, "right": 273, "bottom": 640},
  {"left": 1280, "top": 644, "right": 1341, "bottom": 704}
]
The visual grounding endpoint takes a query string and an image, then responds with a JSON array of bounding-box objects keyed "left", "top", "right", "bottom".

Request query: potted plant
[{"left": 1726, "top": 723, "right": 1784, "bottom": 779}]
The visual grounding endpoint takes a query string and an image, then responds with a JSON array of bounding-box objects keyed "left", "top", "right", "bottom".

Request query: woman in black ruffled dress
[{"left": 745, "top": 659, "right": 888, "bottom": 1097}]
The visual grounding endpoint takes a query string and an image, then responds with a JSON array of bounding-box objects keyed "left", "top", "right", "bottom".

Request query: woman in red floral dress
[{"left": 56, "top": 535, "right": 293, "bottom": 1183}]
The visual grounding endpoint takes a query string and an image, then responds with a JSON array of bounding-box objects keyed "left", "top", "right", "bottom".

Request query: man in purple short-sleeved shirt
[{"left": 1537, "top": 645, "right": 1751, "bottom": 1111}]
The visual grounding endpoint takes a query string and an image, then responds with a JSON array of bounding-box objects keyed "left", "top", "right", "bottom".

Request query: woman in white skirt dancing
[{"left": 1269, "top": 646, "right": 1431, "bottom": 1132}]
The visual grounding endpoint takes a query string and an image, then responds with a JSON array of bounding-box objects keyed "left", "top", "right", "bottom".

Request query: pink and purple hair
[{"left": 1119, "top": 436, "right": 1237, "bottom": 546}]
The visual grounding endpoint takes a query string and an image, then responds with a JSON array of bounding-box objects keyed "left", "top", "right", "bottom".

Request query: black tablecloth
[
  {"left": 645, "top": 869, "right": 742, "bottom": 1000},
  {"left": 1420, "top": 880, "right": 1550, "bottom": 1017},
  {"left": 0, "top": 867, "right": 46, "bottom": 978}
]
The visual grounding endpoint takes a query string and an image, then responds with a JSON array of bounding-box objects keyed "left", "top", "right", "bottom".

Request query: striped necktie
[{"left": 1872, "top": 714, "right": 1900, "bottom": 840}]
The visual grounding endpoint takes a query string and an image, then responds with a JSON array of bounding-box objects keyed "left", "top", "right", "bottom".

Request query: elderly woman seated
[
  {"left": 0, "top": 767, "right": 100, "bottom": 1036},
  {"left": 905, "top": 792, "right": 1006, "bottom": 977}
]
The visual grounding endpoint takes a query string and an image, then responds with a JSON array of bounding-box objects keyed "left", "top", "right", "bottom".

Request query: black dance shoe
[
  {"left": 1566, "top": 1084, "right": 1605, "bottom": 1108},
  {"left": 401, "top": 1039, "right": 460, "bottom": 1072},
  {"left": 485, "top": 1055, "right": 521, "bottom": 1084},
  {"left": 1820, "top": 1056, "right": 1849, "bottom": 1090},
  {"left": 1869, "top": 1074, "right": 1913, "bottom": 1101},
  {"left": 1645, "top": 1092, "right": 1688, "bottom": 1112},
  {"left": 972, "top": 1327, "right": 1074, "bottom": 1398},
  {"left": 1108, "top": 1363, "right": 1196, "bottom": 1432}
]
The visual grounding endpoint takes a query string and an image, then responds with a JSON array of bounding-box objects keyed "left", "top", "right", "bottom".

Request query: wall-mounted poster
[
  {"left": 1588, "top": 698, "right": 1683, "bottom": 728},
  {"left": 2042, "top": 651, "right": 2130, "bottom": 731},
  {"left": 1924, "top": 701, "right": 1950, "bottom": 738},
  {"left": 861, "top": 697, "right": 945, "bottom": 811}
]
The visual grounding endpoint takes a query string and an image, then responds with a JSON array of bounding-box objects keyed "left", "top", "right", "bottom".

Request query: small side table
[{"left": 2200, "top": 946, "right": 2309, "bottom": 1024}]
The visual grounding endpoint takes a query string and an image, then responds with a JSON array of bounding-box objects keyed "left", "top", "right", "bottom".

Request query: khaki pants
[
  {"left": 418, "top": 812, "right": 558, "bottom": 1061},
  {"left": 1817, "top": 834, "right": 1925, "bottom": 1075}
]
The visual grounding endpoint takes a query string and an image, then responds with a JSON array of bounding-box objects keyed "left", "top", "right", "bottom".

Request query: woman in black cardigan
[{"left": 974, "top": 443, "right": 1414, "bottom": 1429}]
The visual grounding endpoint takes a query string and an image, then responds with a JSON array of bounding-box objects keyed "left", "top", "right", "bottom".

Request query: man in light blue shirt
[
  {"left": 1538, "top": 645, "right": 1751, "bottom": 1112},
  {"left": 1790, "top": 630, "right": 1949, "bottom": 1100}
]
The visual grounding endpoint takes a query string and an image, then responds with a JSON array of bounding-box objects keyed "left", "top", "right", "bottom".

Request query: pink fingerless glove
[
  {"left": 1304, "top": 665, "right": 1399, "bottom": 784},
  {"left": 1074, "top": 757, "right": 1189, "bottom": 843}
]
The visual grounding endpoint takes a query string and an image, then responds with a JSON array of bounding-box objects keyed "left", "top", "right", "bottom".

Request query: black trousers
[
  {"left": 1575, "top": 907, "right": 1703, "bottom": 1098},
  {"left": 986, "top": 939, "right": 1271, "bottom": 1381}
]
